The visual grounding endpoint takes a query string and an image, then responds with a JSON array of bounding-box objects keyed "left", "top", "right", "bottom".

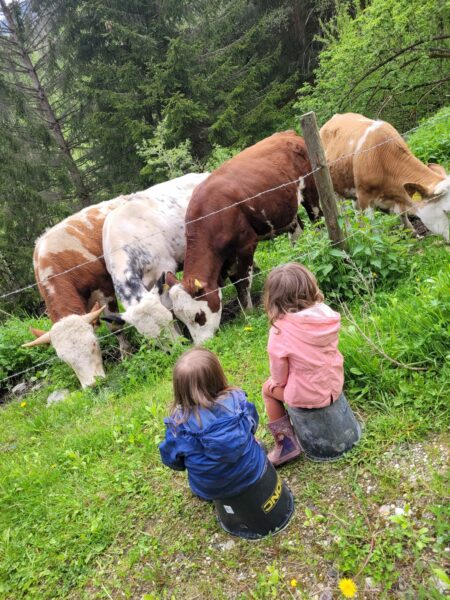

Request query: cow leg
[
  {"left": 229, "top": 246, "right": 256, "bottom": 310},
  {"left": 101, "top": 293, "right": 132, "bottom": 359},
  {"left": 399, "top": 212, "right": 415, "bottom": 232},
  {"left": 289, "top": 215, "right": 304, "bottom": 246}
]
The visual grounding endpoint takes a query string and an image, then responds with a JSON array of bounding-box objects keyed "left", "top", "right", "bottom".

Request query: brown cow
[
  {"left": 23, "top": 196, "right": 129, "bottom": 387},
  {"left": 158, "top": 130, "right": 320, "bottom": 344},
  {"left": 320, "top": 113, "right": 450, "bottom": 239}
]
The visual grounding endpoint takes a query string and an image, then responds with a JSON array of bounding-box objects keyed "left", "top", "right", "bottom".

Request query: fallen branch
[{"left": 340, "top": 302, "right": 429, "bottom": 371}]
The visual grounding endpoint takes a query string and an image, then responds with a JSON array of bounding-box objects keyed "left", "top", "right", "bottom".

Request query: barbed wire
[
  {"left": 1, "top": 109, "right": 448, "bottom": 302},
  {"left": 0, "top": 111, "right": 448, "bottom": 386},
  {"left": 0, "top": 323, "right": 136, "bottom": 386},
  {"left": 0, "top": 203, "right": 415, "bottom": 387}
]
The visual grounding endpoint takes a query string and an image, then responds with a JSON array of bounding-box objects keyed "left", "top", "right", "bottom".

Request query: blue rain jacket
[{"left": 159, "top": 389, "right": 266, "bottom": 500}]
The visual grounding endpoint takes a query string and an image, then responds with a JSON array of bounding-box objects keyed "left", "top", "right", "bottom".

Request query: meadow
[
  {"left": 1, "top": 186, "right": 449, "bottom": 598},
  {"left": 1, "top": 0, "right": 449, "bottom": 595}
]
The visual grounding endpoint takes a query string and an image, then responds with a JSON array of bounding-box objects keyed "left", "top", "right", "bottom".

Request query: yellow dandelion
[
  {"left": 20, "top": 401, "right": 27, "bottom": 408},
  {"left": 51, "top": 464, "right": 57, "bottom": 469},
  {"left": 243, "top": 325, "right": 253, "bottom": 331},
  {"left": 338, "top": 578, "right": 357, "bottom": 598},
  {"left": 290, "top": 578, "right": 298, "bottom": 588}
]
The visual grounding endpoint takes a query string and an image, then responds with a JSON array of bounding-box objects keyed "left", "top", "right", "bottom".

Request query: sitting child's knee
[{"left": 262, "top": 380, "right": 271, "bottom": 396}]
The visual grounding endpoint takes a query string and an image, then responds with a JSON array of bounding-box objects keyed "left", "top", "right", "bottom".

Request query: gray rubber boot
[{"left": 267, "top": 415, "right": 302, "bottom": 467}]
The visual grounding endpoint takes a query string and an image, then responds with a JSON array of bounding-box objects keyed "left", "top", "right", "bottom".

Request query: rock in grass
[
  {"left": 12, "top": 382, "right": 29, "bottom": 396},
  {"left": 47, "top": 389, "right": 70, "bottom": 406},
  {"left": 219, "top": 539, "right": 235, "bottom": 551}
]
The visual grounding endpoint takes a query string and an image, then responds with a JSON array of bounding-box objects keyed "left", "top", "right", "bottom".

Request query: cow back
[{"left": 34, "top": 197, "right": 128, "bottom": 322}]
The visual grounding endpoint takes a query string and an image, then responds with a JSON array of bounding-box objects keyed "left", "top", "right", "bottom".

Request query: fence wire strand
[
  {"left": 1, "top": 111, "right": 448, "bottom": 386},
  {"left": 0, "top": 204, "right": 414, "bottom": 387},
  {"left": 1, "top": 110, "right": 448, "bottom": 302}
]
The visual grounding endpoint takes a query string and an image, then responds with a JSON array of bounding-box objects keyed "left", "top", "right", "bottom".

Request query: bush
[
  {"left": 137, "top": 118, "right": 202, "bottom": 184},
  {"left": 407, "top": 107, "right": 450, "bottom": 168},
  {"left": 0, "top": 316, "right": 54, "bottom": 394},
  {"left": 286, "top": 208, "right": 415, "bottom": 303},
  {"left": 295, "top": 0, "right": 448, "bottom": 131}
]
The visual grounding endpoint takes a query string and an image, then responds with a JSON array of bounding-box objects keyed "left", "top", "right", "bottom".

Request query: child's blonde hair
[
  {"left": 171, "top": 348, "right": 233, "bottom": 423},
  {"left": 263, "top": 263, "right": 324, "bottom": 327}
]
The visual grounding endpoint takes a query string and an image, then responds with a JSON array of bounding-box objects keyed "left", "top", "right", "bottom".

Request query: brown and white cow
[
  {"left": 22, "top": 196, "right": 129, "bottom": 387},
  {"left": 320, "top": 113, "right": 450, "bottom": 240},
  {"left": 158, "top": 130, "right": 320, "bottom": 344}
]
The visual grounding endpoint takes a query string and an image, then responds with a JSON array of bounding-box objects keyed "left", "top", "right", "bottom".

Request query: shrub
[
  {"left": 295, "top": 0, "right": 448, "bottom": 131},
  {"left": 407, "top": 107, "right": 450, "bottom": 168},
  {"left": 291, "top": 208, "right": 415, "bottom": 303},
  {"left": 0, "top": 316, "right": 54, "bottom": 393}
]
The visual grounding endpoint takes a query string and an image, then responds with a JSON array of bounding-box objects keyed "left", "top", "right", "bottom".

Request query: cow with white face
[
  {"left": 102, "top": 173, "right": 210, "bottom": 340},
  {"left": 23, "top": 306, "right": 106, "bottom": 388},
  {"left": 23, "top": 195, "right": 130, "bottom": 388},
  {"left": 157, "top": 272, "right": 223, "bottom": 345},
  {"left": 320, "top": 113, "right": 450, "bottom": 240},
  {"left": 157, "top": 131, "right": 321, "bottom": 344}
]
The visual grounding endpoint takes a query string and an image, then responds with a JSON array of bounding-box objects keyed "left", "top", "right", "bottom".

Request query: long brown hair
[
  {"left": 263, "top": 262, "right": 324, "bottom": 328},
  {"left": 171, "top": 348, "right": 233, "bottom": 423}
]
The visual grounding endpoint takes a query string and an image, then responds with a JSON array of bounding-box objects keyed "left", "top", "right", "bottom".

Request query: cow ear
[
  {"left": 30, "top": 327, "right": 47, "bottom": 338},
  {"left": 166, "top": 272, "right": 179, "bottom": 288},
  {"left": 404, "top": 182, "right": 428, "bottom": 202},
  {"left": 427, "top": 163, "right": 447, "bottom": 178}
]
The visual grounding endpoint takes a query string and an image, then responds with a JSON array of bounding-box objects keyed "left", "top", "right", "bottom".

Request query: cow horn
[
  {"left": 30, "top": 327, "right": 47, "bottom": 338},
  {"left": 82, "top": 305, "right": 106, "bottom": 324},
  {"left": 22, "top": 329, "right": 51, "bottom": 347}
]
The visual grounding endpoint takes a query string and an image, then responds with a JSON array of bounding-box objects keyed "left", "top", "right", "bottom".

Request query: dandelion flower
[
  {"left": 20, "top": 401, "right": 27, "bottom": 408},
  {"left": 290, "top": 578, "right": 297, "bottom": 588},
  {"left": 243, "top": 325, "right": 253, "bottom": 331},
  {"left": 338, "top": 578, "right": 357, "bottom": 598}
]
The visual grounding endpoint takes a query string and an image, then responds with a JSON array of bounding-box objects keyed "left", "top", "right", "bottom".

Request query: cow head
[
  {"left": 116, "top": 289, "right": 179, "bottom": 341},
  {"left": 22, "top": 305, "right": 106, "bottom": 388},
  {"left": 405, "top": 172, "right": 450, "bottom": 242},
  {"left": 157, "top": 272, "right": 222, "bottom": 345}
]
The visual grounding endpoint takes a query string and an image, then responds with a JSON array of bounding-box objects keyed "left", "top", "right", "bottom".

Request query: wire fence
[
  {"left": 1, "top": 110, "right": 449, "bottom": 387},
  {"left": 0, "top": 202, "right": 418, "bottom": 387},
  {"left": 1, "top": 109, "right": 448, "bottom": 302}
]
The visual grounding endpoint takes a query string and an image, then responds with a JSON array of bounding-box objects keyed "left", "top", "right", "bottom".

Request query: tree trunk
[
  {"left": 0, "top": 0, "right": 91, "bottom": 208},
  {"left": 0, "top": 251, "right": 16, "bottom": 294}
]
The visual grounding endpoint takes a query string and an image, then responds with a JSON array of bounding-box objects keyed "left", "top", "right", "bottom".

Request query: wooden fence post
[{"left": 300, "top": 111, "right": 347, "bottom": 250}]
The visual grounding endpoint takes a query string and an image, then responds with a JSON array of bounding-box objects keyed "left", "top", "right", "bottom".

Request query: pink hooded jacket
[{"left": 267, "top": 303, "right": 344, "bottom": 409}]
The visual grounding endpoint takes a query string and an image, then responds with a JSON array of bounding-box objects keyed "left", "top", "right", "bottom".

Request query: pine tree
[{"left": 0, "top": 0, "right": 92, "bottom": 207}]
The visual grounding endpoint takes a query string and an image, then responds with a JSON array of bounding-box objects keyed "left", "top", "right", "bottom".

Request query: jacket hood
[
  {"left": 279, "top": 303, "right": 341, "bottom": 347},
  {"left": 165, "top": 389, "right": 252, "bottom": 463}
]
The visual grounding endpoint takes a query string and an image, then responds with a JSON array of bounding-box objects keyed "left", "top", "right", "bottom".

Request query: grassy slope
[{"left": 0, "top": 229, "right": 449, "bottom": 599}]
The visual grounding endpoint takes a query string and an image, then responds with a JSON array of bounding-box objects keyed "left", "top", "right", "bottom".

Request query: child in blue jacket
[{"left": 159, "top": 347, "right": 266, "bottom": 500}]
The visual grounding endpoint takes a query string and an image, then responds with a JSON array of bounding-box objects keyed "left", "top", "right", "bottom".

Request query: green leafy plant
[
  {"left": 137, "top": 118, "right": 202, "bottom": 184},
  {"left": 407, "top": 107, "right": 450, "bottom": 168}
]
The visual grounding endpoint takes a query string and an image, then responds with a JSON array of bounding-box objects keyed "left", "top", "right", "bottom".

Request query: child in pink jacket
[{"left": 262, "top": 263, "right": 344, "bottom": 466}]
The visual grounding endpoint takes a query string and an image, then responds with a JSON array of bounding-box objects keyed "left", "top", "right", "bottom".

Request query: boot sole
[{"left": 269, "top": 449, "right": 302, "bottom": 468}]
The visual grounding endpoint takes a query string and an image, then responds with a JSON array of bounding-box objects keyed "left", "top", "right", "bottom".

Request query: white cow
[{"left": 103, "top": 173, "right": 210, "bottom": 338}]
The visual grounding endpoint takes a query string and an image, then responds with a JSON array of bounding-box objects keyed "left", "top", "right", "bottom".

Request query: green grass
[{"left": 0, "top": 222, "right": 449, "bottom": 598}]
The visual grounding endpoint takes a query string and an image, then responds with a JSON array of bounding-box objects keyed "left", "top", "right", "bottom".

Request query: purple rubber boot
[{"left": 267, "top": 415, "right": 302, "bottom": 467}]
